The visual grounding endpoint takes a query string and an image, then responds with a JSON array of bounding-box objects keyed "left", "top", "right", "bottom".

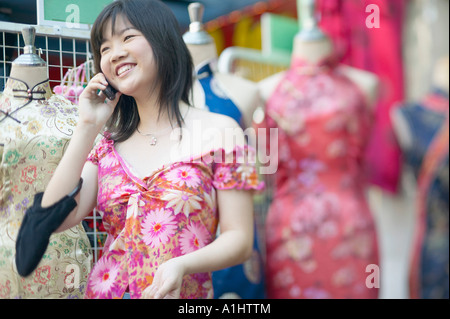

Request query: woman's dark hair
[{"left": 90, "top": 0, "right": 193, "bottom": 142}]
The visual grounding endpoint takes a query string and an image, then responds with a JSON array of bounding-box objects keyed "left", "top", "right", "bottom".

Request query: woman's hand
[
  {"left": 77, "top": 73, "right": 121, "bottom": 129},
  {"left": 141, "top": 258, "right": 185, "bottom": 299}
]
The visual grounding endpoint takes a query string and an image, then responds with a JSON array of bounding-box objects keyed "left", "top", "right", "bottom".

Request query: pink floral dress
[
  {"left": 83, "top": 135, "right": 264, "bottom": 299},
  {"left": 260, "top": 56, "right": 379, "bottom": 299}
]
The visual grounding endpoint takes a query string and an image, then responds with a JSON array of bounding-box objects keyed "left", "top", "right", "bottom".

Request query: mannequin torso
[
  {"left": 187, "top": 42, "right": 217, "bottom": 68},
  {"left": 0, "top": 61, "right": 91, "bottom": 299},
  {"left": 187, "top": 42, "right": 261, "bottom": 130},
  {"left": 391, "top": 56, "right": 449, "bottom": 151},
  {"left": 8, "top": 64, "right": 49, "bottom": 90}
]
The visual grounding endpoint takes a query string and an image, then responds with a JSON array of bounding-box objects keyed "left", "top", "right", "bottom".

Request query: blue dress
[
  {"left": 420, "top": 151, "right": 449, "bottom": 299},
  {"left": 399, "top": 90, "right": 449, "bottom": 299},
  {"left": 398, "top": 95, "right": 446, "bottom": 177},
  {"left": 197, "top": 62, "right": 266, "bottom": 299},
  {"left": 197, "top": 63, "right": 244, "bottom": 127}
]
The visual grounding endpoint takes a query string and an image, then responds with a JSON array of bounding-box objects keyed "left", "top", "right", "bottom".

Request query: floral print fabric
[
  {"left": 260, "top": 56, "right": 379, "bottom": 298},
  {"left": 0, "top": 78, "right": 92, "bottom": 298},
  {"left": 84, "top": 135, "right": 263, "bottom": 299},
  {"left": 317, "top": 0, "right": 406, "bottom": 193}
]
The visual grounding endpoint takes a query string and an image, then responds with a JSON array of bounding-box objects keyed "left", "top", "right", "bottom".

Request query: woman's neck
[
  {"left": 8, "top": 64, "right": 49, "bottom": 88},
  {"left": 291, "top": 35, "right": 334, "bottom": 65},
  {"left": 187, "top": 42, "right": 217, "bottom": 68},
  {"left": 134, "top": 92, "right": 175, "bottom": 133}
]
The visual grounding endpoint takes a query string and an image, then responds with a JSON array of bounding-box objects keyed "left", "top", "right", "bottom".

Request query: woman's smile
[{"left": 116, "top": 63, "right": 136, "bottom": 77}]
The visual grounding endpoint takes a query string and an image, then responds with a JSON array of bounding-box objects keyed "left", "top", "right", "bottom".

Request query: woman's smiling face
[{"left": 99, "top": 15, "right": 158, "bottom": 99}]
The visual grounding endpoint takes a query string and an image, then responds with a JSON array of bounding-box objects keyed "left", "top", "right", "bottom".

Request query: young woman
[{"left": 41, "top": 0, "right": 263, "bottom": 299}]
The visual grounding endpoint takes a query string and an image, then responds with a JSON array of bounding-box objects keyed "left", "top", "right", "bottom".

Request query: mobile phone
[{"left": 103, "top": 79, "right": 118, "bottom": 100}]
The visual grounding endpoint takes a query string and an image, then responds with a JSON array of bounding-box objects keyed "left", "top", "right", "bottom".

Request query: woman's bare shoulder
[
  {"left": 184, "top": 105, "right": 241, "bottom": 130},
  {"left": 182, "top": 105, "right": 245, "bottom": 151}
]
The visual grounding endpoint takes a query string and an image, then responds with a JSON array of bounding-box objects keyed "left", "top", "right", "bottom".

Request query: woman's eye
[
  {"left": 124, "top": 35, "right": 135, "bottom": 41},
  {"left": 100, "top": 47, "right": 110, "bottom": 54}
]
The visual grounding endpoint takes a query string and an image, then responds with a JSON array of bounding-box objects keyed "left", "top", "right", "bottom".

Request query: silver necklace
[
  {"left": 137, "top": 107, "right": 189, "bottom": 146},
  {"left": 136, "top": 125, "right": 173, "bottom": 146}
]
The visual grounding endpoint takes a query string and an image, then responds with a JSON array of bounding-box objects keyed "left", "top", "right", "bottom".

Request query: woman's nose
[{"left": 110, "top": 46, "right": 127, "bottom": 63}]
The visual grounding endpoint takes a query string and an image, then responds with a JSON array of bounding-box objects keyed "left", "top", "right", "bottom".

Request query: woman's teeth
[{"left": 117, "top": 64, "right": 134, "bottom": 76}]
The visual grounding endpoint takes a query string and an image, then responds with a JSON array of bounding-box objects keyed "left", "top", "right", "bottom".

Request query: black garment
[{"left": 15, "top": 179, "right": 83, "bottom": 277}]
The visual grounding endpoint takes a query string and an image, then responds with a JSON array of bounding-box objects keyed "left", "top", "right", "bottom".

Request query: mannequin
[
  {"left": 184, "top": 3, "right": 265, "bottom": 299},
  {"left": 184, "top": 2, "right": 261, "bottom": 131},
  {"left": 409, "top": 115, "right": 448, "bottom": 299},
  {"left": 391, "top": 56, "right": 449, "bottom": 152},
  {"left": 0, "top": 27, "right": 91, "bottom": 298},
  {"left": 390, "top": 56, "right": 449, "bottom": 299},
  {"left": 258, "top": 0, "right": 378, "bottom": 109},
  {"left": 8, "top": 65, "right": 48, "bottom": 90},
  {"left": 259, "top": 0, "right": 380, "bottom": 299}
]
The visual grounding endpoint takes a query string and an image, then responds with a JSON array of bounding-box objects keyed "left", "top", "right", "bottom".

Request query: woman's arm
[
  {"left": 53, "top": 160, "right": 99, "bottom": 233},
  {"left": 183, "top": 188, "right": 254, "bottom": 272},
  {"left": 42, "top": 73, "right": 121, "bottom": 232}
]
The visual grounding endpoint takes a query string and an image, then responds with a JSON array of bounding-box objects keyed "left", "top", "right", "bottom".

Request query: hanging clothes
[
  {"left": 0, "top": 78, "right": 92, "bottom": 298},
  {"left": 397, "top": 89, "right": 449, "bottom": 178},
  {"left": 196, "top": 61, "right": 267, "bottom": 299},
  {"left": 260, "top": 55, "right": 379, "bottom": 299},
  {"left": 317, "top": 0, "right": 406, "bottom": 193},
  {"left": 409, "top": 106, "right": 449, "bottom": 299},
  {"left": 197, "top": 63, "right": 244, "bottom": 128}
]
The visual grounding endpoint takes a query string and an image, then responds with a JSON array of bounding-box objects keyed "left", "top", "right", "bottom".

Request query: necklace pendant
[{"left": 150, "top": 135, "right": 157, "bottom": 146}]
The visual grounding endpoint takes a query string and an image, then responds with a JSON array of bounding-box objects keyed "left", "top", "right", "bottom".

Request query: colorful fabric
[
  {"left": 260, "top": 56, "right": 379, "bottom": 299},
  {"left": 409, "top": 112, "right": 449, "bottom": 299},
  {"left": 317, "top": 0, "right": 406, "bottom": 193},
  {"left": 397, "top": 90, "right": 449, "bottom": 177},
  {"left": 197, "top": 61, "right": 267, "bottom": 299},
  {"left": 197, "top": 62, "right": 244, "bottom": 128},
  {"left": 0, "top": 78, "right": 92, "bottom": 298},
  {"left": 84, "top": 135, "right": 264, "bottom": 299}
]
